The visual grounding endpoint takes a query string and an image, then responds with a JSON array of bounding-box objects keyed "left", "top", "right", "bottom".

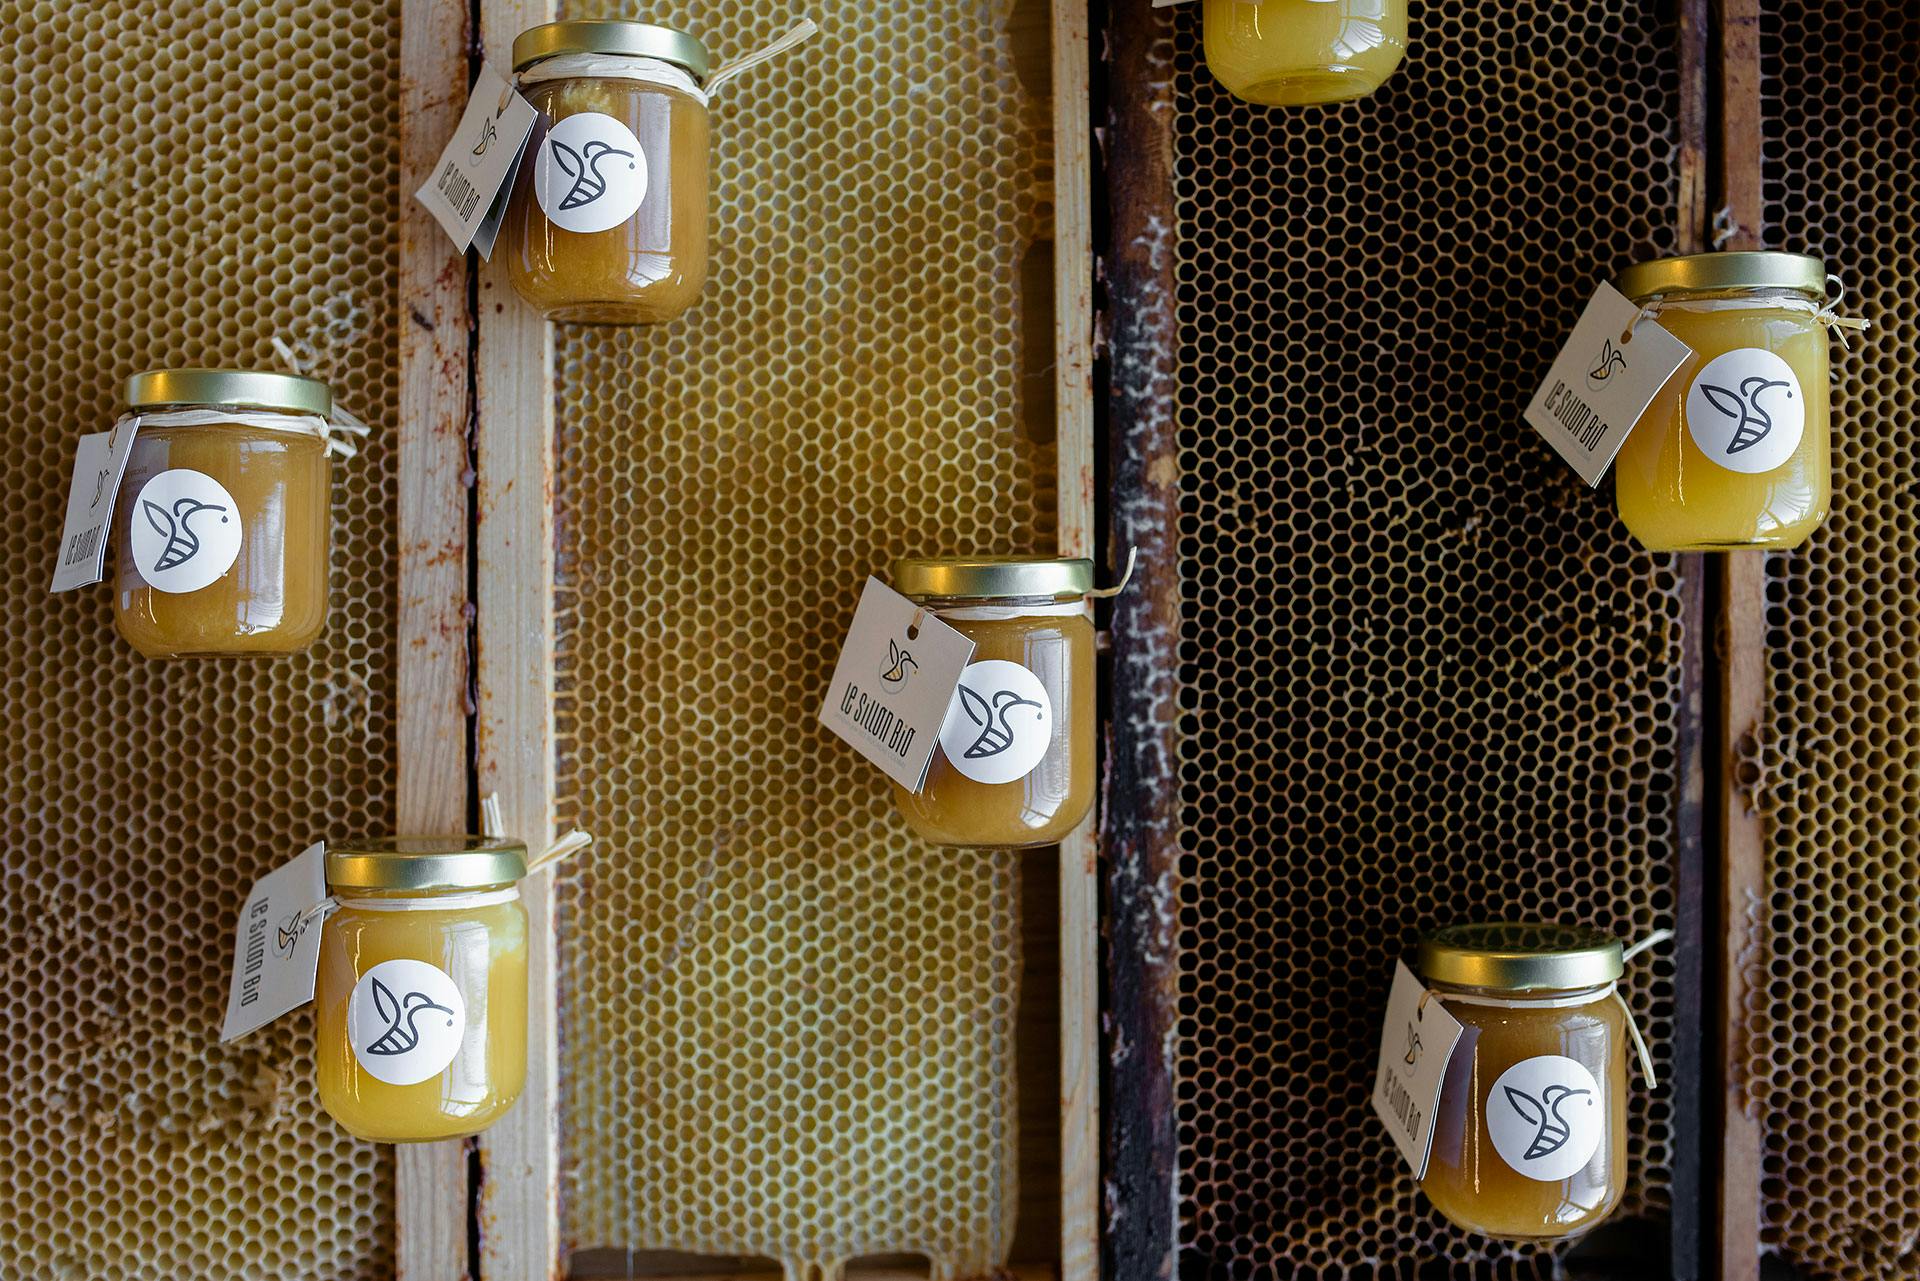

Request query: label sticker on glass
[
  {"left": 1524, "top": 282, "right": 1693, "bottom": 487},
  {"left": 415, "top": 61, "right": 541, "bottom": 258},
  {"left": 221, "top": 842, "right": 328, "bottom": 1043},
  {"left": 1486, "top": 1054, "right": 1606, "bottom": 1181},
  {"left": 534, "top": 112, "right": 648, "bottom": 235},
  {"left": 129, "top": 469, "right": 242, "bottom": 593},
  {"left": 939, "top": 659, "right": 1054, "bottom": 785},
  {"left": 819, "top": 577, "right": 976, "bottom": 793},
  {"left": 1371, "top": 960, "right": 1465, "bottom": 1179},
  {"left": 49, "top": 417, "right": 142, "bottom": 593},
  {"left": 1685, "top": 348, "right": 1805, "bottom": 474},
  {"left": 348, "top": 958, "right": 467, "bottom": 1086}
]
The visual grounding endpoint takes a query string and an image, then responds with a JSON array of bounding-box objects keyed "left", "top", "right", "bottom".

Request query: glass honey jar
[
  {"left": 113, "top": 369, "right": 333, "bottom": 659},
  {"left": 504, "top": 19, "right": 711, "bottom": 324},
  {"left": 1203, "top": 0, "right": 1408, "bottom": 107},
  {"left": 1612, "top": 252, "right": 1833, "bottom": 551},
  {"left": 1415, "top": 923, "right": 1631, "bottom": 1240},
  {"left": 890, "top": 556, "right": 1097, "bottom": 849},
  {"left": 315, "top": 837, "right": 530, "bottom": 1143}
]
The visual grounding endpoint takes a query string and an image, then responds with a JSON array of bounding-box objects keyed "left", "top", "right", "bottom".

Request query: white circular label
[
  {"left": 128, "top": 469, "right": 242, "bottom": 594},
  {"left": 347, "top": 958, "right": 466, "bottom": 1086},
  {"left": 1486, "top": 1054, "right": 1606, "bottom": 1182},
  {"left": 1685, "top": 347, "right": 1805, "bottom": 474},
  {"left": 938, "top": 659, "right": 1054, "bottom": 786},
  {"left": 533, "top": 112, "right": 648, "bottom": 234}
]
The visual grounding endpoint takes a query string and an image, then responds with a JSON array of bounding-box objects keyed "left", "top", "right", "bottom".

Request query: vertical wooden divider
[
  {"left": 474, "top": 2, "right": 559, "bottom": 1278},
  {"left": 1052, "top": 5, "right": 1099, "bottom": 1281},
  {"left": 398, "top": 0, "right": 478, "bottom": 1275},
  {"left": 1670, "top": 4, "right": 1712, "bottom": 1279},
  {"left": 1712, "top": 1, "right": 1767, "bottom": 1277}
]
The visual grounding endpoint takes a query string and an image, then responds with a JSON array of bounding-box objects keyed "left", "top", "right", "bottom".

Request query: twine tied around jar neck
[
  {"left": 1812, "top": 274, "right": 1872, "bottom": 350},
  {"left": 480, "top": 793, "right": 596, "bottom": 877},
  {"left": 269, "top": 336, "right": 375, "bottom": 459},
  {"left": 705, "top": 17, "right": 820, "bottom": 94}
]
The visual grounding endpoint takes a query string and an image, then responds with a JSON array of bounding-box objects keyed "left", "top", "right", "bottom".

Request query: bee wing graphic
[
  {"left": 364, "top": 977, "right": 415, "bottom": 1056},
  {"left": 957, "top": 684, "right": 991, "bottom": 727},
  {"left": 1589, "top": 338, "right": 1618, "bottom": 380},
  {"left": 551, "top": 137, "right": 584, "bottom": 178},
  {"left": 142, "top": 499, "right": 174, "bottom": 542},
  {"left": 1698, "top": 382, "right": 1747, "bottom": 423}
]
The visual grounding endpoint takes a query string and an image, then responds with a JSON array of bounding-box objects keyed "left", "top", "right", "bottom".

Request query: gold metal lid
[
  {"left": 326, "top": 836, "right": 529, "bottom": 893},
  {"left": 1613, "top": 251, "right": 1826, "bottom": 300},
  {"left": 891, "top": 554, "right": 1095, "bottom": 601},
  {"left": 1415, "top": 922, "right": 1624, "bottom": 992},
  {"left": 512, "top": 19, "right": 711, "bottom": 79},
  {"left": 125, "top": 368, "right": 332, "bottom": 417}
]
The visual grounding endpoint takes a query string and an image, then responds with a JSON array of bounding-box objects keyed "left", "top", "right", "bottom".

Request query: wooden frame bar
[
  {"left": 397, "top": 0, "right": 477, "bottom": 1274},
  {"left": 1097, "top": 3, "right": 1183, "bottom": 1280},
  {"left": 1052, "top": 4, "right": 1100, "bottom": 1281},
  {"left": 1709, "top": 2, "right": 1767, "bottom": 1279},
  {"left": 473, "top": 2, "right": 560, "bottom": 1278},
  {"left": 397, "top": 1, "right": 1098, "bottom": 1276}
]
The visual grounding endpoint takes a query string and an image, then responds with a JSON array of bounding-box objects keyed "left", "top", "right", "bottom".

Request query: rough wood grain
[
  {"left": 1051, "top": 6, "right": 1099, "bottom": 1281},
  {"left": 1711, "top": 0, "right": 1766, "bottom": 1277},
  {"left": 1098, "top": 3, "right": 1182, "bottom": 1281},
  {"left": 397, "top": 0, "right": 477, "bottom": 1275},
  {"left": 475, "top": 3, "right": 559, "bottom": 1279}
]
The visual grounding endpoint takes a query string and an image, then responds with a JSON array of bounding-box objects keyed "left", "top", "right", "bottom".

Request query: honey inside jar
[
  {"left": 1612, "top": 252, "right": 1832, "bottom": 551},
  {"left": 1416, "top": 923, "right": 1631, "bottom": 1241},
  {"left": 314, "top": 838, "right": 530, "bottom": 1144},
  {"left": 1202, "top": 0, "right": 1407, "bottom": 107},
  {"left": 504, "top": 20, "right": 711, "bottom": 325},
  {"left": 112, "top": 369, "right": 332, "bottom": 659},
  {"left": 889, "top": 556, "right": 1097, "bottom": 849}
]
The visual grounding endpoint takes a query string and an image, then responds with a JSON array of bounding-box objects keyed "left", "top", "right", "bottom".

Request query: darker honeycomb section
[
  {"left": 1170, "top": 2, "right": 1688, "bottom": 1275},
  {"left": 1752, "top": 4, "right": 1919, "bottom": 1278},
  {"left": 0, "top": 3, "right": 399, "bottom": 1277}
]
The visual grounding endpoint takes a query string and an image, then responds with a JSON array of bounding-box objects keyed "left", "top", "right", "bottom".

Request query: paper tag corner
[{"left": 1523, "top": 281, "right": 1693, "bottom": 487}]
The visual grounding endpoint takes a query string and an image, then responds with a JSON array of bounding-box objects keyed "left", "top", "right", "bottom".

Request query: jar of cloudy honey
[
  {"left": 504, "top": 19, "right": 711, "bottom": 324},
  {"left": 1612, "top": 252, "right": 1832, "bottom": 550},
  {"left": 315, "top": 838, "right": 530, "bottom": 1143},
  {"left": 890, "top": 556, "right": 1097, "bottom": 849},
  {"left": 1415, "top": 923, "right": 1629, "bottom": 1240},
  {"left": 1203, "top": 0, "right": 1407, "bottom": 107},
  {"left": 113, "top": 369, "right": 332, "bottom": 659}
]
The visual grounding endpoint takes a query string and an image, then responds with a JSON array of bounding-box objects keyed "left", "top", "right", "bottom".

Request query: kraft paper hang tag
[
  {"left": 221, "top": 842, "right": 329, "bottom": 1043},
  {"left": 49, "top": 416, "right": 141, "bottom": 593},
  {"left": 1524, "top": 282, "right": 1693, "bottom": 487},
  {"left": 1371, "top": 960, "right": 1466, "bottom": 1180},
  {"left": 819, "top": 577, "right": 975, "bottom": 793},
  {"left": 416, "top": 62, "right": 541, "bottom": 259}
]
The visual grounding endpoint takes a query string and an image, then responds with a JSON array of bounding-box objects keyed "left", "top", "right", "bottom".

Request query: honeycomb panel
[
  {"left": 547, "top": 1, "right": 1054, "bottom": 1276},
  {"left": 1169, "top": 2, "right": 1688, "bottom": 1275},
  {"left": 1751, "top": 5, "right": 1920, "bottom": 1278},
  {"left": 0, "top": 3, "right": 398, "bottom": 1277}
]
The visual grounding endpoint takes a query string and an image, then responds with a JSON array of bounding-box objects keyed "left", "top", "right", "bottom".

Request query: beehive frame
[
  {"left": 396, "top": 0, "right": 1097, "bottom": 1277},
  {"left": 1101, "top": 1, "right": 1915, "bottom": 1280}
]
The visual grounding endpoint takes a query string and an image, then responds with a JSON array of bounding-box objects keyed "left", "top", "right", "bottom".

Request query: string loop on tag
[
  {"left": 481, "top": 792, "right": 595, "bottom": 877},
  {"left": 705, "top": 17, "right": 819, "bottom": 94},
  {"left": 295, "top": 895, "right": 339, "bottom": 935},
  {"left": 1813, "top": 273, "right": 1871, "bottom": 351},
  {"left": 270, "top": 336, "right": 375, "bottom": 460},
  {"left": 1085, "top": 546, "right": 1139, "bottom": 601}
]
